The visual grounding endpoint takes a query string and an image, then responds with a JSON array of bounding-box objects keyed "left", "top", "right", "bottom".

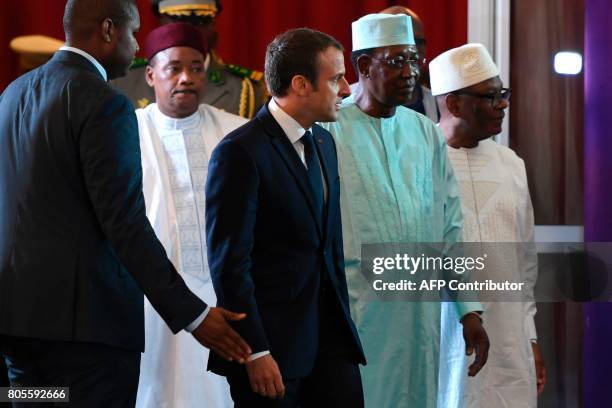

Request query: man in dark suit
[
  {"left": 206, "top": 28, "right": 366, "bottom": 407},
  {"left": 0, "top": 0, "right": 250, "bottom": 406}
]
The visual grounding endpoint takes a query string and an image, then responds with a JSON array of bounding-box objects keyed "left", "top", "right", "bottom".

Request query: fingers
[
  {"left": 226, "top": 327, "right": 252, "bottom": 356},
  {"left": 212, "top": 346, "right": 235, "bottom": 362},
  {"left": 252, "top": 374, "right": 282, "bottom": 399},
  {"left": 464, "top": 331, "right": 475, "bottom": 356},
  {"left": 465, "top": 340, "right": 474, "bottom": 356},
  {"left": 193, "top": 309, "right": 252, "bottom": 362},
  {"left": 532, "top": 342, "right": 546, "bottom": 394},
  {"left": 214, "top": 308, "right": 252, "bottom": 356},
  {"left": 537, "top": 366, "right": 547, "bottom": 395},
  {"left": 248, "top": 376, "right": 263, "bottom": 397},
  {"left": 219, "top": 308, "right": 247, "bottom": 321},
  {"left": 212, "top": 323, "right": 252, "bottom": 359},
  {"left": 468, "top": 335, "right": 489, "bottom": 377},
  {"left": 467, "top": 356, "right": 482, "bottom": 376},
  {"left": 246, "top": 356, "right": 284, "bottom": 400},
  {"left": 273, "top": 374, "right": 286, "bottom": 399},
  {"left": 209, "top": 327, "right": 251, "bottom": 363}
]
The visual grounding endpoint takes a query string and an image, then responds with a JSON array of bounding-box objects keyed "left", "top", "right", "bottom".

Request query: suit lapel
[{"left": 257, "top": 106, "right": 323, "bottom": 238}]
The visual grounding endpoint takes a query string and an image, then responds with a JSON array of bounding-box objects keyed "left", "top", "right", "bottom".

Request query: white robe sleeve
[{"left": 515, "top": 155, "right": 538, "bottom": 341}]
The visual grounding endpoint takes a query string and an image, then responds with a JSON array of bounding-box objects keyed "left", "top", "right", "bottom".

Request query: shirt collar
[
  {"left": 268, "top": 97, "right": 311, "bottom": 144},
  {"left": 152, "top": 103, "right": 201, "bottom": 131},
  {"left": 60, "top": 46, "right": 107, "bottom": 81}
]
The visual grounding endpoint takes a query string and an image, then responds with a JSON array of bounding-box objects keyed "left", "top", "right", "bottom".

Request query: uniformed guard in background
[{"left": 111, "top": 0, "right": 268, "bottom": 118}]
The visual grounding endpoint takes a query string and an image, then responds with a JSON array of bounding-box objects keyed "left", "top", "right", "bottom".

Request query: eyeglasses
[
  {"left": 452, "top": 88, "right": 512, "bottom": 107},
  {"left": 370, "top": 56, "right": 420, "bottom": 70}
]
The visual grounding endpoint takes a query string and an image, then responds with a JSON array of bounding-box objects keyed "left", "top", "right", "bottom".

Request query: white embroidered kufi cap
[
  {"left": 351, "top": 13, "right": 414, "bottom": 51},
  {"left": 429, "top": 43, "right": 500, "bottom": 96}
]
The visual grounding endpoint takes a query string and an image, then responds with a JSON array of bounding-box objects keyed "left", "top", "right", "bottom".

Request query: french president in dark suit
[
  {"left": 0, "top": 0, "right": 250, "bottom": 406},
  {"left": 205, "top": 28, "right": 366, "bottom": 407}
]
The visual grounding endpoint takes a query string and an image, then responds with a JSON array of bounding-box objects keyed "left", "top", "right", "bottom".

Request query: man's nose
[
  {"left": 497, "top": 96, "right": 510, "bottom": 110},
  {"left": 338, "top": 77, "right": 351, "bottom": 98},
  {"left": 179, "top": 69, "right": 194, "bottom": 83},
  {"left": 402, "top": 63, "right": 419, "bottom": 80}
]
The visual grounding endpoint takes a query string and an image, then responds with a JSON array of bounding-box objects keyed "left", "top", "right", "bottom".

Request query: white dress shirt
[
  {"left": 59, "top": 46, "right": 107, "bottom": 81},
  {"left": 245, "top": 99, "right": 329, "bottom": 362},
  {"left": 268, "top": 97, "right": 328, "bottom": 201}
]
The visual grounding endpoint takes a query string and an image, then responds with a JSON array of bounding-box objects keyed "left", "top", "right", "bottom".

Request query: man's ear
[
  {"left": 290, "top": 74, "right": 310, "bottom": 97},
  {"left": 145, "top": 65, "right": 155, "bottom": 87},
  {"left": 356, "top": 54, "right": 371, "bottom": 79},
  {"left": 101, "top": 18, "right": 114, "bottom": 43},
  {"left": 445, "top": 93, "right": 462, "bottom": 118}
]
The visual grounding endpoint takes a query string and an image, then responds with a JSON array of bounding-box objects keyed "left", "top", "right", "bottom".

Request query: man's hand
[
  {"left": 461, "top": 313, "right": 490, "bottom": 376},
  {"left": 191, "top": 307, "right": 251, "bottom": 363},
  {"left": 531, "top": 342, "right": 546, "bottom": 395},
  {"left": 246, "top": 354, "right": 285, "bottom": 399}
]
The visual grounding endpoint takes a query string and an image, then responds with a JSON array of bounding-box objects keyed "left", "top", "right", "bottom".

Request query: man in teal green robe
[{"left": 321, "top": 13, "right": 489, "bottom": 407}]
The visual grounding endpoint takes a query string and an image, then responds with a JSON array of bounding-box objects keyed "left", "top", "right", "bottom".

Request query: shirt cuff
[
  {"left": 184, "top": 306, "right": 210, "bottom": 332},
  {"left": 455, "top": 301, "right": 483, "bottom": 321},
  {"left": 249, "top": 351, "right": 271, "bottom": 362},
  {"left": 525, "top": 315, "right": 538, "bottom": 341}
]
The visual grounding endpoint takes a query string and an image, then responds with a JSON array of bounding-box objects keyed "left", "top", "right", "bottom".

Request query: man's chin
[
  {"left": 489, "top": 125, "right": 503, "bottom": 135},
  {"left": 396, "top": 91, "right": 415, "bottom": 106},
  {"left": 320, "top": 111, "right": 339, "bottom": 123},
  {"left": 172, "top": 105, "right": 200, "bottom": 118},
  {"left": 107, "top": 66, "right": 130, "bottom": 81}
]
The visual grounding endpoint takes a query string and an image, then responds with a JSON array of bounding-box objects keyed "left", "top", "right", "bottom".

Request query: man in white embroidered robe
[
  {"left": 135, "top": 23, "right": 247, "bottom": 408},
  {"left": 430, "top": 43, "right": 546, "bottom": 408}
]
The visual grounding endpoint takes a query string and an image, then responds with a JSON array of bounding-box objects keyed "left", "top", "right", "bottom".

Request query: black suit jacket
[
  {"left": 206, "top": 104, "right": 365, "bottom": 379},
  {"left": 0, "top": 51, "right": 205, "bottom": 352}
]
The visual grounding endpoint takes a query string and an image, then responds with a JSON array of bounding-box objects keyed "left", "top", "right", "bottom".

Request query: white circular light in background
[{"left": 554, "top": 51, "right": 583, "bottom": 75}]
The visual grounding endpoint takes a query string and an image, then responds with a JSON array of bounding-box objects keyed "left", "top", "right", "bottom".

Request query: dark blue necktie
[{"left": 301, "top": 130, "right": 325, "bottom": 221}]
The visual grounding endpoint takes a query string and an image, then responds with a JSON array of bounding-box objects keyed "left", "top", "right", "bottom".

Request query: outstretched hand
[
  {"left": 461, "top": 313, "right": 490, "bottom": 376},
  {"left": 192, "top": 307, "right": 251, "bottom": 363}
]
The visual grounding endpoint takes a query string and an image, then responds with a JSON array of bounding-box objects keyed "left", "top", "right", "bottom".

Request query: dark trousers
[
  {"left": 1, "top": 358, "right": 8, "bottom": 408},
  {"left": 228, "top": 281, "right": 364, "bottom": 408},
  {"left": 227, "top": 356, "right": 363, "bottom": 408},
  {"left": 0, "top": 359, "right": 7, "bottom": 386},
  {"left": 0, "top": 336, "right": 140, "bottom": 408}
]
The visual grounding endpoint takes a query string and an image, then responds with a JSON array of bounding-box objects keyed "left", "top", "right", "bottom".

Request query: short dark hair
[
  {"left": 264, "top": 28, "right": 343, "bottom": 97},
  {"left": 64, "top": 0, "right": 138, "bottom": 42},
  {"left": 350, "top": 48, "right": 374, "bottom": 76}
]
